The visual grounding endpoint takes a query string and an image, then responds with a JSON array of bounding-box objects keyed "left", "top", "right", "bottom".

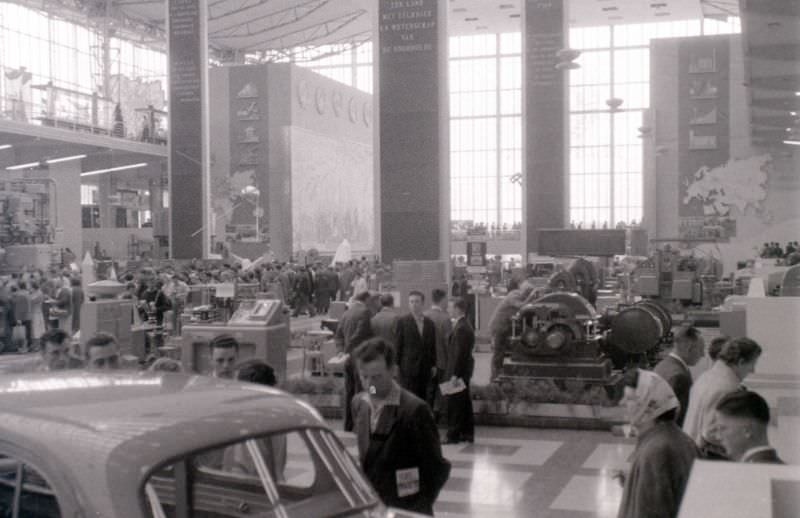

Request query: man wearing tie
[
  {"left": 444, "top": 298, "right": 475, "bottom": 444},
  {"left": 395, "top": 291, "right": 437, "bottom": 401}
]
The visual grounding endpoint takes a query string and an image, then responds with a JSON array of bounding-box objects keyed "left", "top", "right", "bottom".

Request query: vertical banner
[
  {"left": 227, "top": 66, "right": 269, "bottom": 246},
  {"left": 168, "top": 0, "right": 209, "bottom": 259},
  {"left": 379, "top": 0, "right": 443, "bottom": 262},
  {"left": 524, "top": 0, "right": 567, "bottom": 255},
  {"left": 677, "top": 37, "right": 731, "bottom": 241}
]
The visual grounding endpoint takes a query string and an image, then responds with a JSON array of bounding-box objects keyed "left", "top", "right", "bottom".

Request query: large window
[
  {"left": 450, "top": 33, "right": 522, "bottom": 231},
  {"left": 568, "top": 16, "right": 741, "bottom": 228},
  {"left": 292, "top": 42, "right": 373, "bottom": 94},
  {"left": 0, "top": 2, "right": 166, "bottom": 130}
]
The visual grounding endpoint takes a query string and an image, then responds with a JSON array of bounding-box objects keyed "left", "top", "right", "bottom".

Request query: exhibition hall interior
[{"left": 0, "top": 0, "right": 799, "bottom": 516}]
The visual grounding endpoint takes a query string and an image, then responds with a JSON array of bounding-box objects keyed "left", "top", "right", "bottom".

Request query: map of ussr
[{"left": 683, "top": 154, "right": 771, "bottom": 217}]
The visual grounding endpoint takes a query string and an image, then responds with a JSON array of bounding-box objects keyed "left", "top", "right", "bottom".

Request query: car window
[
  {"left": 144, "top": 429, "right": 378, "bottom": 518},
  {"left": 0, "top": 454, "right": 62, "bottom": 518}
]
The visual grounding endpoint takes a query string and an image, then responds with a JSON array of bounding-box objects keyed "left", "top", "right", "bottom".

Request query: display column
[
  {"left": 168, "top": 0, "right": 209, "bottom": 259},
  {"left": 377, "top": 0, "right": 448, "bottom": 262},
  {"left": 523, "top": 0, "right": 568, "bottom": 256}
]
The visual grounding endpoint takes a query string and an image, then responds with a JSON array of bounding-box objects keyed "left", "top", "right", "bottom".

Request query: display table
[
  {"left": 719, "top": 297, "right": 800, "bottom": 378},
  {"left": 678, "top": 460, "right": 800, "bottom": 518}
]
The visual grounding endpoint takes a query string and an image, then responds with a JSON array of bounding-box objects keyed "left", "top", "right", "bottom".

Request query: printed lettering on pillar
[
  {"left": 379, "top": 0, "right": 442, "bottom": 262},
  {"left": 525, "top": 0, "right": 566, "bottom": 254},
  {"left": 168, "top": 0, "right": 206, "bottom": 259}
]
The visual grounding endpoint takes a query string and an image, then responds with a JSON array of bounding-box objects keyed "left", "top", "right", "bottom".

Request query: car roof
[{"left": 0, "top": 371, "right": 326, "bottom": 517}]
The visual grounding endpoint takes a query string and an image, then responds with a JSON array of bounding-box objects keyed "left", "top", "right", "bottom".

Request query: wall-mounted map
[{"left": 683, "top": 154, "right": 771, "bottom": 218}]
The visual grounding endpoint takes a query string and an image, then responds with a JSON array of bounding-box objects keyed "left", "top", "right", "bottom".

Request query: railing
[{"left": 0, "top": 69, "right": 167, "bottom": 145}]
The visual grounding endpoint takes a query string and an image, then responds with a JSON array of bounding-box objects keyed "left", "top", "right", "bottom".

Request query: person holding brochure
[{"left": 443, "top": 297, "right": 475, "bottom": 444}]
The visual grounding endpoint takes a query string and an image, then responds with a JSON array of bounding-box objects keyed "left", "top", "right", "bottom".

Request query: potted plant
[{"left": 471, "top": 383, "right": 508, "bottom": 415}]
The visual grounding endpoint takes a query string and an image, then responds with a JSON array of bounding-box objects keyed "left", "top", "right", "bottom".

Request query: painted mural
[{"left": 290, "top": 126, "right": 374, "bottom": 253}]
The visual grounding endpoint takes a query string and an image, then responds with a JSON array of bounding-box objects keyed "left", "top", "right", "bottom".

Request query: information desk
[
  {"left": 181, "top": 299, "right": 289, "bottom": 382},
  {"left": 678, "top": 460, "right": 800, "bottom": 518}
]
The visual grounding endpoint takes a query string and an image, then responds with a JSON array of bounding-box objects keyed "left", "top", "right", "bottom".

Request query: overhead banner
[{"left": 168, "top": 0, "right": 209, "bottom": 258}]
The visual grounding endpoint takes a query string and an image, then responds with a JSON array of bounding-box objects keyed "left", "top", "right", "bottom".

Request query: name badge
[{"left": 395, "top": 467, "right": 420, "bottom": 497}]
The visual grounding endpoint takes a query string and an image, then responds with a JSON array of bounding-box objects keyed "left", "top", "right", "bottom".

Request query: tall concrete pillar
[
  {"left": 523, "top": 0, "right": 568, "bottom": 257},
  {"left": 376, "top": 0, "right": 449, "bottom": 263},
  {"left": 168, "top": 0, "right": 210, "bottom": 259}
]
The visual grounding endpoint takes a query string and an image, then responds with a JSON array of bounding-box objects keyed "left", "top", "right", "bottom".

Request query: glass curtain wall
[
  {"left": 0, "top": 2, "right": 166, "bottom": 124},
  {"left": 450, "top": 33, "right": 522, "bottom": 232},
  {"left": 568, "top": 17, "right": 741, "bottom": 228}
]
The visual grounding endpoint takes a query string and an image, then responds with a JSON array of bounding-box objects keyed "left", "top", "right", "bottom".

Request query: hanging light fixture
[{"left": 606, "top": 97, "right": 624, "bottom": 111}]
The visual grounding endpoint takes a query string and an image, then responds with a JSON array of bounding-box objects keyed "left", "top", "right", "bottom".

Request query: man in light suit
[
  {"left": 444, "top": 297, "right": 475, "bottom": 444},
  {"left": 395, "top": 291, "right": 437, "bottom": 401}
]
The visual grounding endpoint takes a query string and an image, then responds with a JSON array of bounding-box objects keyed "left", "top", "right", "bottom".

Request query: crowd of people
[
  {"left": 617, "top": 331, "right": 781, "bottom": 518},
  {"left": 0, "top": 270, "right": 84, "bottom": 353},
  {"left": 0, "top": 257, "right": 790, "bottom": 518}
]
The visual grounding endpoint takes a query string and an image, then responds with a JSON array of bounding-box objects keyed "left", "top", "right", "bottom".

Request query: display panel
[{"left": 290, "top": 126, "right": 374, "bottom": 253}]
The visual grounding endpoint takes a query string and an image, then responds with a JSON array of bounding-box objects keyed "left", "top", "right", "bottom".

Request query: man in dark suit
[
  {"left": 653, "top": 326, "right": 705, "bottom": 426},
  {"left": 351, "top": 338, "right": 451, "bottom": 516},
  {"left": 424, "top": 288, "right": 451, "bottom": 415},
  {"left": 395, "top": 291, "right": 437, "bottom": 401},
  {"left": 334, "top": 290, "right": 374, "bottom": 431},
  {"left": 444, "top": 297, "right": 475, "bottom": 444},
  {"left": 714, "top": 390, "right": 784, "bottom": 464},
  {"left": 370, "top": 293, "right": 399, "bottom": 347}
]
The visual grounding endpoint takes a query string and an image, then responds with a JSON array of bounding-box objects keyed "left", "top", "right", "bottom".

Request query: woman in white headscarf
[{"left": 617, "top": 369, "right": 698, "bottom": 518}]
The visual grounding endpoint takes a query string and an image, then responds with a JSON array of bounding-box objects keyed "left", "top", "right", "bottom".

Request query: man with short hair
[
  {"left": 334, "top": 290, "right": 374, "bottom": 431},
  {"left": 713, "top": 390, "right": 783, "bottom": 464},
  {"left": 351, "top": 338, "right": 451, "bottom": 515},
  {"left": 236, "top": 358, "right": 277, "bottom": 387},
  {"left": 85, "top": 332, "right": 121, "bottom": 371},
  {"left": 37, "top": 328, "right": 70, "bottom": 372},
  {"left": 371, "top": 293, "right": 399, "bottom": 346},
  {"left": 444, "top": 298, "right": 475, "bottom": 444},
  {"left": 653, "top": 326, "right": 705, "bottom": 426},
  {"left": 209, "top": 334, "right": 239, "bottom": 379},
  {"left": 395, "top": 291, "right": 437, "bottom": 401},
  {"left": 424, "top": 288, "right": 451, "bottom": 415}
]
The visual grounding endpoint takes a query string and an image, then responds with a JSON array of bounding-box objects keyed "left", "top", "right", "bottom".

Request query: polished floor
[{"left": 332, "top": 423, "right": 633, "bottom": 518}]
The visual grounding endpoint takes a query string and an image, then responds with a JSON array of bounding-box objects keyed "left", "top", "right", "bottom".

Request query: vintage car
[{"left": 0, "top": 371, "right": 424, "bottom": 517}]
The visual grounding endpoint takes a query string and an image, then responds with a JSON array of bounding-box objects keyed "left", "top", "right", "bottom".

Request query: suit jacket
[
  {"left": 446, "top": 317, "right": 475, "bottom": 381},
  {"left": 653, "top": 355, "right": 693, "bottom": 426},
  {"left": 352, "top": 387, "right": 451, "bottom": 515},
  {"left": 371, "top": 308, "right": 399, "bottom": 346},
  {"left": 334, "top": 301, "right": 373, "bottom": 353},
  {"left": 424, "top": 307, "right": 451, "bottom": 371},
  {"left": 743, "top": 448, "right": 784, "bottom": 464},
  {"left": 395, "top": 313, "right": 437, "bottom": 383}
]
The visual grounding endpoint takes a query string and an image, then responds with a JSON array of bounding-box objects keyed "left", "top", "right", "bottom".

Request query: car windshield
[{"left": 143, "top": 427, "right": 379, "bottom": 518}]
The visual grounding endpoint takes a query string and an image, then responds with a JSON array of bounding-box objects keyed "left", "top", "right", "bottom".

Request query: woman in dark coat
[{"left": 617, "top": 369, "right": 698, "bottom": 518}]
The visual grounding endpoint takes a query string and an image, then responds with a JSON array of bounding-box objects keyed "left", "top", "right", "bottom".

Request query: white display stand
[{"left": 720, "top": 297, "right": 800, "bottom": 378}]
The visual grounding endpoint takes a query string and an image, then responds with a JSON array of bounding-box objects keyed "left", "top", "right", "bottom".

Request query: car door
[{"left": 0, "top": 448, "right": 76, "bottom": 518}]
